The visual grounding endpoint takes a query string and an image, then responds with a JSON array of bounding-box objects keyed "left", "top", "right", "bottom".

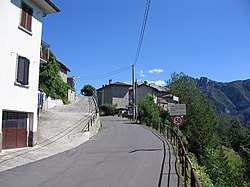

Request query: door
[{"left": 2, "top": 111, "right": 27, "bottom": 149}]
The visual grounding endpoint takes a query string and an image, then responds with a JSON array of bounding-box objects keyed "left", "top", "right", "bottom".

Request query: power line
[
  {"left": 77, "top": 0, "right": 151, "bottom": 82},
  {"left": 134, "top": 0, "right": 151, "bottom": 66},
  {"left": 78, "top": 65, "right": 131, "bottom": 80}
]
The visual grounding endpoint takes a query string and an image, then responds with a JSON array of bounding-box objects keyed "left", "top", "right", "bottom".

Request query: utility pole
[
  {"left": 135, "top": 78, "right": 137, "bottom": 122},
  {"left": 132, "top": 64, "right": 135, "bottom": 121}
]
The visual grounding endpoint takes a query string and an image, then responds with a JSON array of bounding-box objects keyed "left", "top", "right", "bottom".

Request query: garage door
[{"left": 2, "top": 111, "right": 27, "bottom": 149}]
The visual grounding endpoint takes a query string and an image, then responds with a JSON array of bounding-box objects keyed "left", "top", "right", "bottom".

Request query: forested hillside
[
  {"left": 195, "top": 77, "right": 250, "bottom": 125},
  {"left": 166, "top": 73, "right": 250, "bottom": 186}
]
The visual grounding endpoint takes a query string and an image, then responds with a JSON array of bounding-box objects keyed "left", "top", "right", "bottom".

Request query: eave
[{"left": 31, "top": 0, "right": 60, "bottom": 14}]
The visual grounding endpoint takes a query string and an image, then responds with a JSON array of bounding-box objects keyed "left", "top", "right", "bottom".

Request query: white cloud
[
  {"left": 148, "top": 68, "right": 164, "bottom": 74},
  {"left": 140, "top": 70, "right": 145, "bottom": 77},
  {"left": 149, "top": 80, "right": 166, "bottom": 86}
]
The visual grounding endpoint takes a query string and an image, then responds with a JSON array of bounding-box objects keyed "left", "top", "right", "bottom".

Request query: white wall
[
  {"left": 0, "top": 0, "right": 43, "bottom": 134},
  {"left": 68, "top": 89, "right": 76, "bottom": 103},
  {"left": 46, "top": 97, "right": 64, "bottom": 109}
]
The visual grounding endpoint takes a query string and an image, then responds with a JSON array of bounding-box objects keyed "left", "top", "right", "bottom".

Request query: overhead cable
[
  {"left": 78, "top": 65, "right": 131, "bottom": 80},
  {"left": 78, "top": 0, "right": 151, "bottom": 81},
  {"left": 134, "top": 0, "right": 151, "bottom": 66}
]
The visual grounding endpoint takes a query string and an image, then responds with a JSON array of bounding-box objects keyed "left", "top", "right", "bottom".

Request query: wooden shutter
[
  {"left": 17, "top": 56, "right": 29, "bottom": 85},
  {"left": 27, "top": 7, "right": 33, "bottom": 31},
  {"left": 20, "top": 2, "right": 32, "bottom": 32},
  {"left": 20, "top": 3, "right": 27, "bottom": 28}
]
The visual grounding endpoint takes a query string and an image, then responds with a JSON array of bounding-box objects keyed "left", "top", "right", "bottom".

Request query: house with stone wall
[
  {"left": 97, "top": 80, "right": 131, "bottom": 110},
  {"left": 136, "top": 81, "right": 170, "bottom": 103}
]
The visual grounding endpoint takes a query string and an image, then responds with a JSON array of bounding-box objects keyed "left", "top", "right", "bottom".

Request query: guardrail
[
  {"left": 164, "top": 127, "right": 202, "bottom": 187},
  {"left": 85, "top": 96, "right": 99, "bottom": 132}
]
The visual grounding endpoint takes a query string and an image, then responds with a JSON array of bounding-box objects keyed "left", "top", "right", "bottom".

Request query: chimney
[
  {"left": 109, "top": 79, "right": 112, "bottom": 85},
  {"left": 144, "top": 81, "right": 148, "bottom": 84}
]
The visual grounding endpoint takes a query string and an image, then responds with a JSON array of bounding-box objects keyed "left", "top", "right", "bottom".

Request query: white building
[{"left": 0, "top": 0, "right": 59, "bottom": 151}]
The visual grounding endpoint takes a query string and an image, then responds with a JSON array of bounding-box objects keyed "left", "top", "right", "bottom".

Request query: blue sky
[{"left": 42, "top": 0, "right": 250, "bottom": 94}]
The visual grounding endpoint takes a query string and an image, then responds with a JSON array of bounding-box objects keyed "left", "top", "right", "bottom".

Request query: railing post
[
  {"left": 92, "top": 115, "right": 94, "bottom": 126},
  {"left": 191, "top": 168, "right": 195, "bottom": 187},
  {"left": 182, "top": 152, "right": 185, "bottom": 177},
  {"left": 184, "top": 154, "right": 188, "bottom": 187},
  {"left": 163, "top": 125, "right": 166, "bottom": 137},
  {"left": 166, "top": 127, "right": 169, "bottom": 139},
  {"left": 175, "top": 135, "right": 177, "bottom": 147}
]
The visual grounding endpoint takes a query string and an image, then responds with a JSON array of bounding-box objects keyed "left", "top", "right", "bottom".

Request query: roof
[
  {"left": 31, "top": 0, "right": 60, "bottom": 14},
  {"left": 158, "top": 85, "right": 170, "bottom": 93},
  {"left": 56, "top": 60, "right": 71, "bottom": 72},
  {"left": 138, "top": 82, "right": 170, "bottom": 93},
  {"left": 157, "top": 97, "right": 168, "bottom": 104},
  {"left": 111, "top": 82, "right": 131, "bottom": 86},
  {"left": 97, "top": 82, "right": 132, "bottom": 91}
]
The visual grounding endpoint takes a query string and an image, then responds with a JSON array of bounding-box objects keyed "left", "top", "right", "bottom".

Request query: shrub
[{"left": 99, "top": 104, "right": 117, "bottom": 116}]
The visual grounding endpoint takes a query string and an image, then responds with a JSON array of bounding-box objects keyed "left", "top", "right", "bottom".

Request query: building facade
[
  {"left": 57, "top": 60, "right": 71, "bottom": 83},
  {"left": 0, "top": 0, "right": 59, "bottom": 151},
  {"left": 136, "top": 81, "right": 170, "bottom": 103},
  {"left": 67, "top": 76, "right": 76, "bottom": 103},
  {"left": 97, "top": 80, "right": 131, "bottom": 110}
]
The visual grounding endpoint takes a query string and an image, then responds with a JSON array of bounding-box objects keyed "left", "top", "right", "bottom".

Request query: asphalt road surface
[{"left": 0, "top": 116, "right": 179, "bottom": 187}]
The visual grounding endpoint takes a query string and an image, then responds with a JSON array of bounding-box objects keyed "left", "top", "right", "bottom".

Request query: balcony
[{"left": 40, "top": 40, "right": 50, "bottom": 61}]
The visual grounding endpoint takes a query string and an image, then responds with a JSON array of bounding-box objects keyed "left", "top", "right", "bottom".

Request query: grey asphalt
[
  {"left": 0, "top": 96, "right": 99, "bottom": 172},
  {"left": 0, "top": 116, "right": 179, "bottom": 187}
]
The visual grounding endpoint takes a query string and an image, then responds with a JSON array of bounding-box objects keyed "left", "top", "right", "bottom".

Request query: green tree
[
  {"left": 168, "top": 72, "right": 220, "bottom": 161},
  {"left": 138, "top": 94, "right": 162, "bottom": 131},
  {"left": 228, "top": 120, "right": 244, "bottom": 152},
  {"left": 205, "top": 146, "right": 246, "bottom": 187},
  {"left": 168, "top": 72, "right": 250, "bottom": 186},
  {"left": 80, "top": 84, "right": 96, "bottom": 96},
  {"left": 228, "top": 120, "right": 250, "bottom": 182},
  {"left": 39, "top": 51, "right": 69, "bottom": 103}
]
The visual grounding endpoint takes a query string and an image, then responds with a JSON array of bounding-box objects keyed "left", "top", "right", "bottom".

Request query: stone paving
[{"left": 0, "top": 96, "right": 100, "bottom": 172}]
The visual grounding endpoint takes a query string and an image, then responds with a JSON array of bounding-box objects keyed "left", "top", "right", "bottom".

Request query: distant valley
[{"left": 194, "top": 77, "right": 250, "bottom": 125}]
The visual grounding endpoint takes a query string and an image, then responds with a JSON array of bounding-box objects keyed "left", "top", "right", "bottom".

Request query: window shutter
[
  {"left": 27, "top": 8, "right": 33, "bottom": 31},
  {"left": 17, "top": 56, "right": 29, "bottom": 85},
  {"left": 24, "top": 58, "right": 30, "bottom": 85},
  {"left": 17, "top": 57, "right": 25, "bottom": 84},
  {"left": 20, "top": 3, "right": 32, "bottom": 32},
  {"left": 21, "top": 4, "right": 26, "bottom": 28}
]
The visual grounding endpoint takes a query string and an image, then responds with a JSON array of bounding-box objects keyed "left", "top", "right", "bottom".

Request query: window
[
  {"left": 17, "top": 56, "right": 30, "bottom": 85},
  {"left": 20, "top": 2, "right": 33, "bottom": 32}
]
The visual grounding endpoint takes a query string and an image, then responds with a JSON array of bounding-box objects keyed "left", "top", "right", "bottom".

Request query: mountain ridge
[{"left": 194, "top": 77, "right": 250, "bottom": 125}]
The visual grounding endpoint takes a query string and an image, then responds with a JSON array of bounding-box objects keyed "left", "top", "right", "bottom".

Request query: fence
[
  {"left": 85, "top": 96, "right": 99, "bottom": 132},
  {"left": 165, "top": 127, "right": 202, "bottom": 187}
]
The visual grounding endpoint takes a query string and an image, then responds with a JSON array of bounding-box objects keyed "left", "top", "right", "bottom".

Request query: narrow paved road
[{"left": 0, "top": 116, "right": 179, "bottom": 187}]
